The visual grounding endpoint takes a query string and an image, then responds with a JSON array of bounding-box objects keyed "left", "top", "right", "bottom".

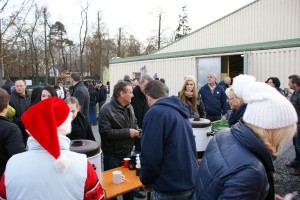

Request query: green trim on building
[{"left": 110, "top": 38, "right": 300, "bottom": 64}]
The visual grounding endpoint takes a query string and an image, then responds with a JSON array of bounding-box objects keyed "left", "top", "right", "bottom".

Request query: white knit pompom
[
  {"left": 54, "top": 154, "right": 70, "bottom": 172},
  {"left": 232, "top": 74, "right": 256, "bottom": 98}
]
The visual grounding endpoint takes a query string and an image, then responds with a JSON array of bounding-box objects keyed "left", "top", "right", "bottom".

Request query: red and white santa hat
[{"left": 21, "top": 97, "right": 71, "bottom": 172}]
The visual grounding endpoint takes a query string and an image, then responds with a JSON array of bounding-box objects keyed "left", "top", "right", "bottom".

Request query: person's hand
[
  {"left": 129, "top": 129, "right": 140, "bottom": 138},
  {"left": 221, "top": 115, "right": 227, "bottom": 120},
  {"left": 142, "top": 185, "right": 152, "bottom": 192}
]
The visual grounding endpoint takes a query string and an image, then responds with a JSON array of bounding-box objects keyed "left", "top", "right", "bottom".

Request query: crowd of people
[{"left": 0, "top": 72, "right": 299, "bottom": 200}]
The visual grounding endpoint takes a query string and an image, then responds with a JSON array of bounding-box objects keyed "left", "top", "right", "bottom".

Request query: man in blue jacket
[
  {"left": 199, "top": 72, "right": 227, "bottom": 121},
  {"left": 140, "top": 80, "right": 199, "bottom": 200}
]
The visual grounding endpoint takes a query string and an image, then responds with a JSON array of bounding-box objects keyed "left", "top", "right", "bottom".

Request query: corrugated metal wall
[
  {"left": 247, "top": 47, "right": 300, "bottom": 88},
  {"left": 110, "top": 57, "right": 197, "bottom": 96},
  {"left": 157, "top": 0, "right": 300, "bottom": 54}
]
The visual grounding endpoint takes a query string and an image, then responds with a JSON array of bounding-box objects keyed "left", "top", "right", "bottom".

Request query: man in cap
[{"left": 0, "top": 97, "right": 104, "bottom": 200}]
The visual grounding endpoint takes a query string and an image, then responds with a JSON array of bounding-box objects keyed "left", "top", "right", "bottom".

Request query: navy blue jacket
[
  {"left": 199, "top": 84, "right": 227, "bottom": 117},
  {"left": 140, "top": 96, "right": 199, "bottom": 193},
  {"left": 198, "top": 122, "right": 274, "bottom": 199}
]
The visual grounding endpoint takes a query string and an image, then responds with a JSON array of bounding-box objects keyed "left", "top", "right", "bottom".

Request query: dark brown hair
[
  {"left": 144, "top": 80, "right": 167, "bottom": 99},
  {"left": 113, "top": 80, "right": 132, "bottom": 98},
  {"left": 288, "top": 74, "right": 300, "bottom": 86},
  {"left": 0, "top": 88, "right": 9, "bottom": 112}
]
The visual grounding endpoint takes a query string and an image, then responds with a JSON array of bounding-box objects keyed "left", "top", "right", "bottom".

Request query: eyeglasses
[
  {"left": 207, "top": 76, "right": 214, "bottom": 79},
  {"left": 227, "top": 97, "right": 236, "bottom": 101}
]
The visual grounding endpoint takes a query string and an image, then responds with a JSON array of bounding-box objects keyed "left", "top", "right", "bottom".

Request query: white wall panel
[
  {"left": 110, "top": 57, "right": 197, "bottom": 96},
  {"left": 247, "top": 47, "right": 300, "bottom": 88},
  {"left": 156, "top": 0, "right": 300, "bottom": 54}
]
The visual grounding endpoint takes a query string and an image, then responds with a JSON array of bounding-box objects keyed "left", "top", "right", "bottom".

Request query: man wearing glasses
[{"left": 199, "top": 72, "right": 228, "bottom": 122}]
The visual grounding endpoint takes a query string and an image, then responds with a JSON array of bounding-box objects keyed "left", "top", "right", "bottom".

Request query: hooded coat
[
  {"left": 198, "top": 122, "right": 274, "bottom": 200},
  {"left": 140, "top": 96, "right": 199, "bottom": 193}
]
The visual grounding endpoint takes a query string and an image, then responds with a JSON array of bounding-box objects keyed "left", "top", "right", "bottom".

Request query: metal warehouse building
[{"left": 110, "top": 0, "right": 300, "bottom": 96}]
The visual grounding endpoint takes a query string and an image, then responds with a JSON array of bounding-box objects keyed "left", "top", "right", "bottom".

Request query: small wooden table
[{"left": 101, "top": 166, "right": 142, "bottom": 199}]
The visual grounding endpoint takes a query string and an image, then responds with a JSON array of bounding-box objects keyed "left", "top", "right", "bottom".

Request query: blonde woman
[
  {"left": 178, "top": 75, "right": 206, "bottom": 118},
  {"left": 225, "top": 87, "right": 247, "bottom": 127},
  {"left": 197, "top": 75, "right": 297, "bottom": 200}
]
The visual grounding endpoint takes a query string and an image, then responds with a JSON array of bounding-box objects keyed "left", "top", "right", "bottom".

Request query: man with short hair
[
  {"left": 131, "top": 74, "right": 153, "bottom": 154},
  {"left": 286, "top": 74, "right": 300, "bottom": 176},
  {"left": 1, "top": 75, "right": 14, "bottom": 95},
  {"left": 98, "top": 80, "right": 140, "bottom": 200},
  {"left": 199, "top": 72, "right": 227, "bottom": 121},
  {"left": 140, "top": 80, "right": 199, "bottom": 200},
  {"left": 0, "top": 88, "right": 26, "bottom": 177},
  {"left": 218, "top": 76, "right": 231, "bottom": 91},
  {"left": 70, "top": 72, "right": 90, "bottom": 121},
  {"left": 9, "top": 79, "right": 31, "bottom": 145}
]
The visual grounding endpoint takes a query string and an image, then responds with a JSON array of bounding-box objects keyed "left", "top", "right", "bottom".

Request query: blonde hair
[
  {"left": 64, "top": 97, "right": 81, "bottom": 110},
  {"left": 225, "top": 87, "right": 243, "bottom": 105},
  {"left": 179, "top": 75, "right": 198, "bottom": 111},
  {"left": 245, "top": 123, "right": 296, "bottom": 156}
]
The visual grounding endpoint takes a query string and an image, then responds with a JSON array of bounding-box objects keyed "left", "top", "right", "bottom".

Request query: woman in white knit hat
[
  {"left": 0, "top": 97, "right": 104, "bottom": 200},
  {"left": 197, "top": 74, "right": 297, "bottom": 200}
]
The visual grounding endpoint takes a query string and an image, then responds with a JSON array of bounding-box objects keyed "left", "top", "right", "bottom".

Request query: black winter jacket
[
  {"left": 71, "top": 81, "right": 90, "bottom": 121},
  {"left": 131, "top": 86, "right": 149, "bottom": 151},
  {"left": 1, "top": 80, "right": 14, "bottom": 94},
  {"left": 0, "top": 116, "right": 26, "bottom": 176},
  {"left": 67, "top": 111, "right": 95, "bottom": 141},
  {"left": 98, "top": 96, "right": 138, "bottom": 157},
  {"left": 9, "top": 91, "right": 31, "bottom": 144}
]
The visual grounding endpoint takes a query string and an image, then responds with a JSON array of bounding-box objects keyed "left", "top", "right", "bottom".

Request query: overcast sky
[{"left": 42, "top": 0, "right": 255, "bottom": 43}]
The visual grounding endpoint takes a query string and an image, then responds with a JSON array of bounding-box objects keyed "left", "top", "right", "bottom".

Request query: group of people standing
[
  {"left": 97, "top": 72, "right": 300, "bottom": 200},
  {"left": 0, "top": 72, "right": 105, "bottom": 199},
  {"left": 1, "top": 71, "right": 300, "bottom": 200}
]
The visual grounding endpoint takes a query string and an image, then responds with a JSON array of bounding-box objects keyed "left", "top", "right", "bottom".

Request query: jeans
[
  {"left": 153, "top": 189, "right": 195, "bottom": 200},
  {"left": 293, "top": 129, "right": 300, "bottom": 168},
  {"left": 103, "top": 154, "right": 134, "bottom": 200},
  {"left": 89, "top": 105, "right": 97, "bottom": 125}
]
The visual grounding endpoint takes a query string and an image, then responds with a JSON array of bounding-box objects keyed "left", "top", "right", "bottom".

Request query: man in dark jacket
[
  {"left": 9, "top": 79, "right": 31, "bottom": 145},
  {"left": 131, "top": 74, "right": 153, "bottom": 154},
  {"left": 199, "top": 72, "right": 227, "bottom": 121},
  {"left": 0, "top": 88, "right": 26, "bottom": 176},
  {"left": 70, "top": 72, "right": 90, "bottom": 121},
  {"left": 286, "top": 74, "right": 300, "bottom": 176},
  {"left": 96, "top": 81, "right": 107, "bottom": 117},
  {"left": 1, "top": 75, "right": 14, "bottom": 95},
  {"left": 140, "top": 80, "right": 199, "bottom": 200},
  {"left": 98, "top": 81, "right": 140, "bottom": 200}
]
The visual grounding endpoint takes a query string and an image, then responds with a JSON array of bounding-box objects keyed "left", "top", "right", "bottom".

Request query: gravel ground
[
  {"left": 273, "top": 141, "right": 300, "bottom": 199},
  {"left": 92, "top": 124, "right": 300, "bottom": 200}
]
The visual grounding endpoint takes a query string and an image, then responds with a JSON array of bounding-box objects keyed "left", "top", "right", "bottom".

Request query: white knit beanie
[{"left": 232, "top": 75, "right": 297, "bottom": 129}]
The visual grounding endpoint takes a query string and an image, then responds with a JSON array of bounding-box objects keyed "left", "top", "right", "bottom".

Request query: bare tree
[
  {"left": 79, "top": 1, "right": 89, "bottom": 75},
  {"left": 0, "top": 0, "right": 35, "bottom": 81}
]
